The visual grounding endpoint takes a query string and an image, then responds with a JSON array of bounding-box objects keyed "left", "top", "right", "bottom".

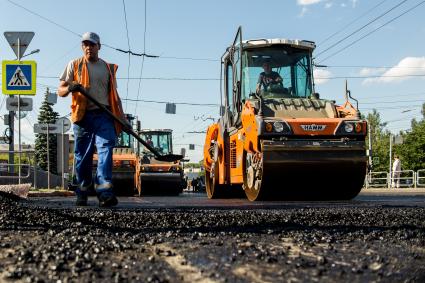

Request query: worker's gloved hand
[{"left": 68, "top": 82, "right": 83, "bottom": 93}]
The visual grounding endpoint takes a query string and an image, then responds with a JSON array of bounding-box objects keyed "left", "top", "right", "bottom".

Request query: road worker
[{"left": 58, "top": 32, "right": 126, "bottom": 207}]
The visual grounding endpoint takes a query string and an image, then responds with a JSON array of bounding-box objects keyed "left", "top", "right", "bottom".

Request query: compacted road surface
[{"left": 0, "top": 189, "right": 424, "bottom": 282}]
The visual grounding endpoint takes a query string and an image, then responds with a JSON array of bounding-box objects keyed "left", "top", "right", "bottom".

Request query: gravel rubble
[{"left": 0, "top": 192, "right": 424, "bottom": 282}]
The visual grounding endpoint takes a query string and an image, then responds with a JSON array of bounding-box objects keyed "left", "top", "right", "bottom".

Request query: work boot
[
  {"left": 75, "top": 188, "right": 88, "bottom": 206},
  {"left": 97, "top": 190, "right": 118, "bottom": 207}
]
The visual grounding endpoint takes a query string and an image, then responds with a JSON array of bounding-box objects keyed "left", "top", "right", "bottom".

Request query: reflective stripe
[
  {"left": 95, "top": 183, "right": 113, "bottom": 190},
  {"left": 78, "top": 60, "right": 83, "bottom": 81}
]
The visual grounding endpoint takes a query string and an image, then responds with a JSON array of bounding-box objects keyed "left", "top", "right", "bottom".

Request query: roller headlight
[
  {"left": 261, "top": 119, "right": 292, "bottom": 135},
  {"left": 336, "top": 120, "right": 366, "bottom": 135},
  {"left": 273, "top": 122, "right": 284, "bottom": 133},
  {"left": 344, "top": 123, "right": 354, "bottom": 133}
]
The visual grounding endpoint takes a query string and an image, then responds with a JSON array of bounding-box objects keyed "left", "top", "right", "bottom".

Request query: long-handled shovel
[{"left": 72, "top": 85, "right": 183, "bottom": 162}]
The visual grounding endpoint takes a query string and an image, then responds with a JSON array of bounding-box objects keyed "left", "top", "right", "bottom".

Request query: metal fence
[
  {"left": 0, "top": 150, "right": 63, "bottom": 189},
  {"left": 417, "top": 169, "right": 425, "bottom": 187},
  {"left": 366, "top": 171, "right": 388, "bottom": 188},
  {"left": 366, "top": 169, "right": 425, "bottom": 188}
]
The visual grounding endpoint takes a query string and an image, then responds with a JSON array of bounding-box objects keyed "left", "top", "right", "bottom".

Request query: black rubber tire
[{"left": 205, "top": 160, "right": 228, "bottom": 199}]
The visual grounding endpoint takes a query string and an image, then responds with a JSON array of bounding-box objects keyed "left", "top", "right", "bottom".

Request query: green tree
[
  {"left": 397, "top": 103, "right": 425, "bottom": 171},
  {"left": 366, "top": 109, "right": 392, "bottom": 172},
  {"left": 35, "top": 88, "right": 59, "bottom": 173}
]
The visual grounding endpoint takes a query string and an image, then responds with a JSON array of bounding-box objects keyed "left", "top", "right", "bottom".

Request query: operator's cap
[{"left": 81, "top": 32, "right": 100, "bottom": 45}]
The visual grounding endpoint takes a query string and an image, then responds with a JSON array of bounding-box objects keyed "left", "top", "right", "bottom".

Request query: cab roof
[{"left": 241, "top": 38, "right": 316, "bottom": 51}]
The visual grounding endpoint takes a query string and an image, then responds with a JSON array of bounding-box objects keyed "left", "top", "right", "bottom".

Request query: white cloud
[
  {"left": 359, "top": 67, "right": 387, "bottom": 76},
  {"left": 314, "top": 68, "right": 332, "bottom": 85},
  {"left": 297, "top": 1, "right": 357, "bottom": 16},
  {"left": 363, "top": 57, "right": 425, "bottom": 85},
  {"left": 297, "top": 0, "right": 323, "bottom": 5},
  {"left": 298, "top": 6, "right": 309, "bottom": 17},
  {"left": 297, "top": 0, "right": 324, "bottom": 17}
]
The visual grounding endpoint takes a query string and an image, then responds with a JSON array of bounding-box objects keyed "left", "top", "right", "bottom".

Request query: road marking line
[
  {"left": 233, "top": 265, "right": 274, "bottom": 283},
  {"left": 155, "top": 244, "right": 219, "bottom": 283}
]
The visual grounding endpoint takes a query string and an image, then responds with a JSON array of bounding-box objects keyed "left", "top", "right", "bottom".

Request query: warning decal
[
  {"left": 8, "top": 66, "right": 30, "bottom": 86},
  {"left": 2, "top": 60, "right": 37, "bottom": 95}
]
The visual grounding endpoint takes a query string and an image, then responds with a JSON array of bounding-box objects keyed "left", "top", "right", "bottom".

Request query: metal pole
[
  {"left": 368, "top": 122, "right": 372, "bottom": 172},
  {"left": 17, "top": 38, "right": 21, "bottom": 183},
  {"left": 18, "top": 95, "right": 21, "bottom": 184},
  {"left": 33, "top": 150, "right": 37, "bottom": 190},
  {"left": 8, "top": 112, "right": 14, "bottom": 173},
  {"left": 8, "top": 38, "right": 21, "bottom": 174},
  {"left": 62, "top": 120, "right": 65, "bottom": 190},
  {"left": 47, "top": 125, "right": 50, "bottom": 190},
  {"left": 388, "top": 134, "right": 392, "bottom": 189}
]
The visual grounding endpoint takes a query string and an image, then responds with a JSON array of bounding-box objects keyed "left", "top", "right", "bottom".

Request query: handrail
[
  {"left": 417, "top": 169, "right": 425, "bottom": 187},
  {"left": 0, "top": 163, "right": 31, "bottom": 178},
  {"left": 389, "top": 169, "right": 415, "bottom": 188},
  {"left": 366, "top": 171, "right": 388, "bottom": 188},
  {"left": 367, "top": 169, "right": 424, "bottom": 188}
]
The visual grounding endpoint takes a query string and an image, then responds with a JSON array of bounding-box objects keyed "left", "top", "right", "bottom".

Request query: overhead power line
[
  {"left": 6, "top": 0, "right": 158, "bottom": 57},
  {"left": 135, "top": 0, "right": 148, "bottom": 114},
  {"left": 116, "top": 77, "right": 219, "bottom": 80},
  {"left": 6, "top": 0, "right": 80, "bottom": 37},
  {"left": 187, "top": 131, "right": 207, "bottom": 134},
  {"left": 361, "top": 99, "right": 425, "bottom": 105},
  {"left": 318, "top": 0, "right": 390, "bottom": 46},
  {"left": 315, "top": 0, "right": 409, "bottom": 58},
  {"left": 5, "top": 0, "right": 205, "bottom": 61},
  {"left": 159, "top": 56, "right": 218, "bottom": 62},
  {"left": 318, "top": 0, "right": 425, "bottom": 63},
  {"left": 32, "top": 74, "right": 219, "bottom": 81},
  {"left": 316, "top": 73, "right": 425, "bottom": 80},
  {"left": 33, "top": 73, "right": 425, "bottom": 81},
  {"left": 317, "top": 65, "right": 425, "bottom": 69},
  {"left": 361, "top": 104, "right": 420, "bottom": 110},
  {"left": 359, "top": 91, "right": 425, "bottom": 101},
  {"left": 122, "top": 98, "right": 219, "bottom": 107},
  {"left": 122, "top": 0, "right": 132, "bottom": 110}
]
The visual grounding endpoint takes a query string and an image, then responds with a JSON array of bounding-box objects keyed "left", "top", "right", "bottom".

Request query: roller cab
[
  {"left": 203, "top": 27, "right": 368, "bottom": 201},
  {"left": 137, "top": 129, "right": 185, "bottom": 195}
]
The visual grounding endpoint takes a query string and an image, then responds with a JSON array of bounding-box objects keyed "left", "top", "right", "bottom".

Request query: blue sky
[{"left": 0, "top": 0, "right": 424, "bottom": 162}]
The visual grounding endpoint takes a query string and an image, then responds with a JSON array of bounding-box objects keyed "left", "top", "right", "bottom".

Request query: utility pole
[
  {"left": 388, "top": 134, "right": 393, "bottom": 189},
  {"left": 368, "top": 122, "right": 373, "bottom": 172},
  {"left": 8, "top": 111, "right": 14, "bottom": 173},
  {"left": 47, "top": 125, "right": 50, "bottom": 190}
]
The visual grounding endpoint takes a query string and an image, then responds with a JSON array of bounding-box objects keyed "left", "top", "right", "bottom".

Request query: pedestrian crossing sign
[{"left": 2, "top": 60, "right": 37, "bottom": 95}]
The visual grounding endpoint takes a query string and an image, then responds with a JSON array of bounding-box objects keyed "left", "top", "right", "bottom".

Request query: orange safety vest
[{"left": 71, "top": 57, "right": 125, "bottom": 134}]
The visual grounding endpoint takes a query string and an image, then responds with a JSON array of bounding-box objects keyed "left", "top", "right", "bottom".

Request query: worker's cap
[{"left": 81, "top": 32, "right": 100, "bottom": 45}]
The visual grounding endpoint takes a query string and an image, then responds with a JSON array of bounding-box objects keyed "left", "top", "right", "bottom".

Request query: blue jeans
[{"left": 73, "top": 111, "right": 116, "bottom": 192}]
